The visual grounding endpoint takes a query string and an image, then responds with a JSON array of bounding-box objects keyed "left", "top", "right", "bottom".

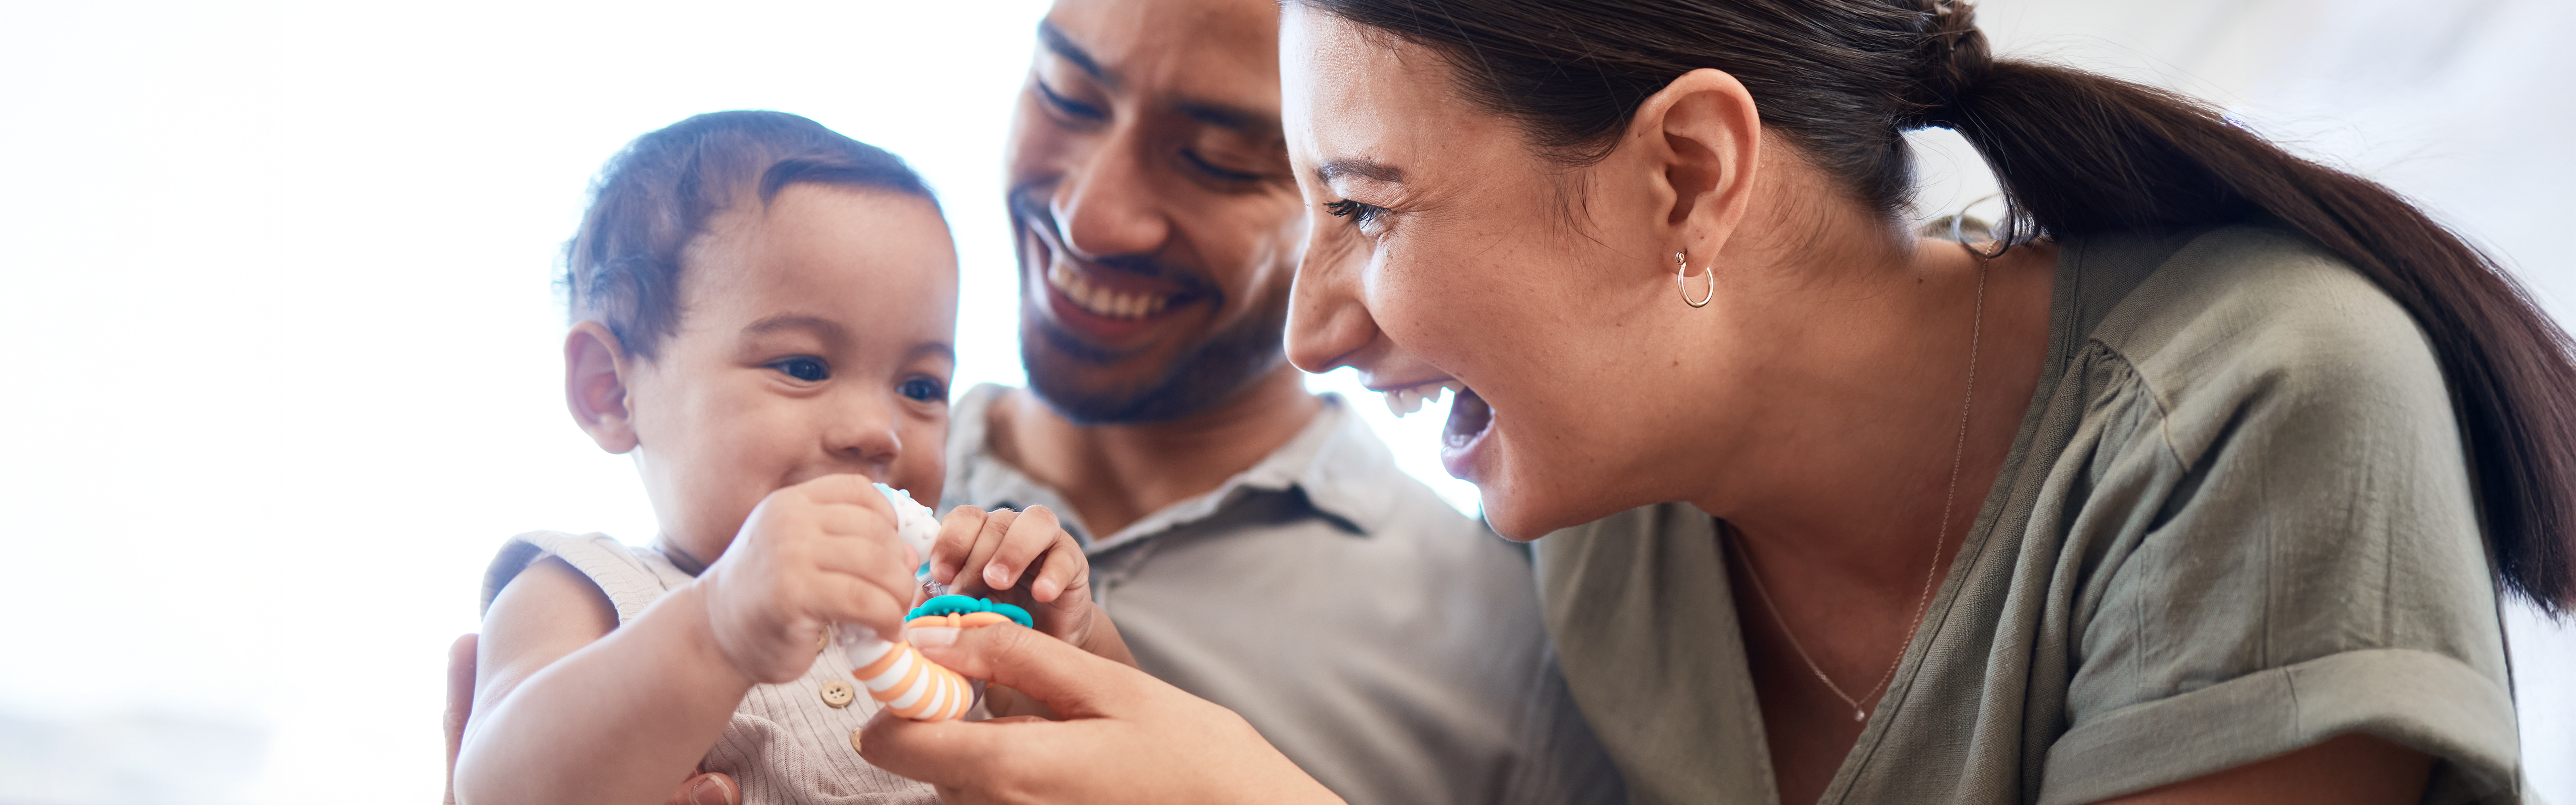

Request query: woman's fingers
[
  {"left": 860, "top": 623, "right": 1342, "bottom": 805},
  {"left": 442, "top": 633, "right": 476, "bottom": 805},
  {"left": 664, "top": 772, "right": 739, "bottom": 805},
  {"left": 904, "top": 622, "right": 1133, "bottom": 719}
]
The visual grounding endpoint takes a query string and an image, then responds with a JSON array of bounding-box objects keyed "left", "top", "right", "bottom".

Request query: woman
[{"left": 860, "top": 1, "right": 2568, "bottom": 803}]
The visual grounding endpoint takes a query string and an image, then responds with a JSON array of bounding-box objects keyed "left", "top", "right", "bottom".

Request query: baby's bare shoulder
[{"left": 475, "top": 556, "right": 619, "bottom": 707}]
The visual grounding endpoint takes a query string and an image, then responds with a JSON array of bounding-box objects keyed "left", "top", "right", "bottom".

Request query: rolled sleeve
[
  {"left": 2043, "top": 283, "right": 2523, "bottom": 804},
  {"left": 2038, "top": 648, "right": 2518, "bottom": 804}
]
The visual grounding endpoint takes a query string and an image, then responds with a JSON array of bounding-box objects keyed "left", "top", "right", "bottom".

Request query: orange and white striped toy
[
  {"left": 836, "top": 485, "right": 1032, "bottom": 722},
  {"left": 841, "top": 605, "right": 1025, "bottom": 721}
]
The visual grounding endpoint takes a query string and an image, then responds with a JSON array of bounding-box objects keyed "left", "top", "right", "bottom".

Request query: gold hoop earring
[{"left": 1674, "top": 251, "right": 1715, "bottom": 308}]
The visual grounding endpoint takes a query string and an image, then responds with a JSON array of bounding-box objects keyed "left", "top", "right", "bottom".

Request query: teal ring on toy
[{"left": 907, "top": 594, "right": 1034, "bottom": 628}]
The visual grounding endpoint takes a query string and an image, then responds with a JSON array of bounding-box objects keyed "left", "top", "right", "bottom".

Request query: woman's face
[{"left": 1279, "top": 8, "right": 1735, "bottom": 538}]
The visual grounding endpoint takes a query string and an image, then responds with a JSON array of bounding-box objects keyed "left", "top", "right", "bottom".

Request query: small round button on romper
[{"left": 820, "top": 679, "right": 857, "bottom": 708}]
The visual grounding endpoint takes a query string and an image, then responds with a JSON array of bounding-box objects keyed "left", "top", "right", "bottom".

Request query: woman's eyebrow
[{"left": 1318, "top": 159, "right": 1403, "bottom": 183}]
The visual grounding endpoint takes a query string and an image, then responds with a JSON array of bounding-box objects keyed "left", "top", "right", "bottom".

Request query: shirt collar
[{"left": 943, "top": 383, "right": 1409, "bottom": 553}]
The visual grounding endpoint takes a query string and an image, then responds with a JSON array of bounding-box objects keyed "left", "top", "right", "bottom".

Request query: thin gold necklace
[{"left": 1730, "top": 241, "right": 1989, "bottom": 723}]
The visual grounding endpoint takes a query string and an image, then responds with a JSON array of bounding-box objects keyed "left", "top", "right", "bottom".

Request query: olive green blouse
[{"left": 1535, "top": 227, "right": 2526, "bottom": 804}]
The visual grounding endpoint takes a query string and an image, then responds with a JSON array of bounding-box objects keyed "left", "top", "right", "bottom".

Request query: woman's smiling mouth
[{"left": 1380, "top": 380, "right": 1495, "bottom": 480}]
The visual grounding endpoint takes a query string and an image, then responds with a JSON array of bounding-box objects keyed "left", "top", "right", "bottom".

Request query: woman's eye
[
  {"left": 1324, "top": 199, "right": 1389, "bottom": 237},
  {"left": 771, "top": 357, "right": 829, "bottom": 382},
  {"left": 899, "top": 377, "right": 948, "bottom": 403}
]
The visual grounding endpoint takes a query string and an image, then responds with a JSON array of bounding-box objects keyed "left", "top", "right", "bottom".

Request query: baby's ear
[{"left": 565, "top": 320, "right": 639, "bottom": 454}]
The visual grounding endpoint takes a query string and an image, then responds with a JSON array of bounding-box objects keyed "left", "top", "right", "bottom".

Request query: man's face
[{"left": 1006, "top": 0, "right": 1305, "bottom": 424}]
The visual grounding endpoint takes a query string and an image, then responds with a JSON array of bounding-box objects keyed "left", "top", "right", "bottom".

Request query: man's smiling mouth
[{"left": 1046, "top": 259, "right": 1174, "bottom": 320}]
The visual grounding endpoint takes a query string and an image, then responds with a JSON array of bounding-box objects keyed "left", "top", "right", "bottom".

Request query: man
[
  {"left": 944, "top": 1, "right": 1615, "bottom": 803},
  {"left": 449, "top": 2, "right": 1616, "bottom": 802}
]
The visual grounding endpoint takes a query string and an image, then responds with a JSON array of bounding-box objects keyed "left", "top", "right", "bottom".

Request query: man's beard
[
  {"left": 1021, "top": 292, "right": 1292, "bottom": 426},
  {"left": 1006, "top": 184, "right": 1294, "bottom": 425}
]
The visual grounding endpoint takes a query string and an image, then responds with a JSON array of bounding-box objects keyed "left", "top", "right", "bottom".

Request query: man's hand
[
  {"left": 442, "top": 632, "right": 742, "bottom": 805},
  {"left": 698, "top": 474, "right": 923, "bottom": 685}
]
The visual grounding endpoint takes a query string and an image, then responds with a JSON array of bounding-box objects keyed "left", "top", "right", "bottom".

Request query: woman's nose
[
  {"left": 1284, "top": 228, "right": 1380, "bottom": 374},
  {"left": 1054, "top": 134, "right": 1171, "bottom": 259}
]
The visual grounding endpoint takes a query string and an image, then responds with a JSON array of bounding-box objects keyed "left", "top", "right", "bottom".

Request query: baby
[{"left": 453, "top": 111, "right": 1128, "bottom": 805}]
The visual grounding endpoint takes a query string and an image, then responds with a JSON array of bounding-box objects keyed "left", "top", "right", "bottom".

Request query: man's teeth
[
  {"left": 1048, "top": 262, "right": 1171, "bottom": 320},
  {"left": 1382, "top": 381, "right": 1468, "bottom": 418}
]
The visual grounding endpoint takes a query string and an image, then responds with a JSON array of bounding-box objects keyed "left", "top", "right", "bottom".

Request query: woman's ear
[
  {"left": 1629, "top": 68, "right": 1763, "bottom": 256},
  {"left": 565, "top": 320, "right": 640, "bottom": 454}
]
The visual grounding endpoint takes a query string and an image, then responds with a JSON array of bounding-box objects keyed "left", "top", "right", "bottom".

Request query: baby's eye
[
  {"left": 899, "top": 376, "right": 947, "bottom": 403},
  {"left": 771, "top": 357, "right": 830, "bottom": 382}
]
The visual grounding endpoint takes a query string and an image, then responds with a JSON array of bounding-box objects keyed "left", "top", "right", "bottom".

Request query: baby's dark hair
[{"left": 562, "top": 110, "right": 938, "bottom": 361}]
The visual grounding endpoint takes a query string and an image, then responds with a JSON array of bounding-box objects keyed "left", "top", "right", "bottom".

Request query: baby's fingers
[
  {"left": 929, "top": 505, "right": 988, "bottom": 586},
  {"left": 979, "top": 506, "right": 1068, "bottom": 592},
  {"left": 948, "top": 509, "right": 1019, "bottom": 597},
  {"left": 1027, "top": 539, "right": 1088, "bottom": 605},
  {"left": 813, "top": 572, "right": 915, "bottom": 637}
]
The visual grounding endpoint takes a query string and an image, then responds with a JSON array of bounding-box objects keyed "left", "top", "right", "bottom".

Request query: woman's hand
[
  {"left": 857, "top": 622, "right": 1343, "bottom": 805},
  {"left": 698, "top": 474, "right": 922, "bottom": 684}
]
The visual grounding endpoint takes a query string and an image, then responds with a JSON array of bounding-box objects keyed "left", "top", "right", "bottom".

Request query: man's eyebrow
[
  {"left": 742, "top": 314, "right": 847, "bottom": 340},
  {"left": 1318, "top": 159, "right": 1404, "bottom": 183},
  {"left": 1174, "top": 100, "right": 1276, "bottom": 135},
  {"left": 1036, "top": 21, "right": 1110, "bottom": 85}
]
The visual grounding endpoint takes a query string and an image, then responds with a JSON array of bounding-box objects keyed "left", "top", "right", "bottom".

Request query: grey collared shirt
[{"left": 944, "top": 384, "right": 1622, "bottom": 805}]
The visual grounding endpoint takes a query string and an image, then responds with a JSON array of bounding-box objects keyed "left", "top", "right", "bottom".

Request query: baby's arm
[
  {"left": 454, "top": 475, "right": 919, "bottom": 805},
  {"left": 930, "top": 505, "right": 1135, "bottom": 669},
  {"left": 457, "top": 558, "right": 749, "bottom": 805}
]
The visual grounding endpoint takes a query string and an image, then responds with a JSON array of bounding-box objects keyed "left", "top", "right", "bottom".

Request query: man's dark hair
[{"left": 562, "top": 110, "right": 937, "bottom": 360}]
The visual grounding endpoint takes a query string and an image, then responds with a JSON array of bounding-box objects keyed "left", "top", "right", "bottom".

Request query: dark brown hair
[
  {"left": 562, "top": 110, "right": 937, "bottom": 361},
  {"left": 1299, "top": 0, "right": 2576, "bottom": 613}
]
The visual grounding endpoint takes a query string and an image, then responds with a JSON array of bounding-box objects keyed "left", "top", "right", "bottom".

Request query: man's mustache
[{"left": 1007, "top": 186, "right": 1222, "bottom": 301}]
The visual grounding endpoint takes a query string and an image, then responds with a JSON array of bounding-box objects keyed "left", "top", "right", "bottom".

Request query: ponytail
[
  {"left": 1938, "top": 59, "right": 2576, "bottom": 613},
  {"left": 1300, "top": 0, "right": 2576, "bottom": 613}
]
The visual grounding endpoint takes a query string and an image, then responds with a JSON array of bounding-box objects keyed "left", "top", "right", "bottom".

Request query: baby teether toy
[{"left": 834, "top": 485, "right": 1028, "bottom": 722}]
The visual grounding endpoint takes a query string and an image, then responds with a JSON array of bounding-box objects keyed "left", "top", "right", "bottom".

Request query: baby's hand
[
  {"left": 697, "top": 475, "right": 920, "bottom": 685},
  {"left": 927, "top": 505, "right": 1097, "bottom": 647}
]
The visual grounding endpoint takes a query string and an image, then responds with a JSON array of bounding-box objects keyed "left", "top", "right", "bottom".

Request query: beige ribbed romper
[{"left": 481, "top": 531, "right": 942, "bottom": 805}]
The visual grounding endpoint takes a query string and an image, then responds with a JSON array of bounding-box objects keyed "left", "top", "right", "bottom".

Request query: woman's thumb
[{"left": 906, "top": 622, "right": 1126, "bottom": 718}]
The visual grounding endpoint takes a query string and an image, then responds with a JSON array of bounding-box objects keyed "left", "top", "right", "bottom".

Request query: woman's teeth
[
  {"left": 1383, "top": 381, "right": 1468, "bottom": 417},
  {"left": 1049, "top": 262, "right": 1170, "bottom": 320}
]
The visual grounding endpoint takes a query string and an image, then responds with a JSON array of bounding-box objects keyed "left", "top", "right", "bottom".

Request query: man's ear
[
  {"left": 566, "top": 320, "right": 640, "bottom": 454},
  {"left": 1629, "top": 67, "right": 1763, "bottom": 257}
]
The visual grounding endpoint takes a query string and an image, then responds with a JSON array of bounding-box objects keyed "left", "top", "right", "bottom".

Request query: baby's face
[{"left": 623, "top": 184, "right": 959, "bottom": 569}]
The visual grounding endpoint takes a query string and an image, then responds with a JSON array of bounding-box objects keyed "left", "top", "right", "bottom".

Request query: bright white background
[{"left": 0, "top": 1, "right": 2565, "bottom": 802}]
